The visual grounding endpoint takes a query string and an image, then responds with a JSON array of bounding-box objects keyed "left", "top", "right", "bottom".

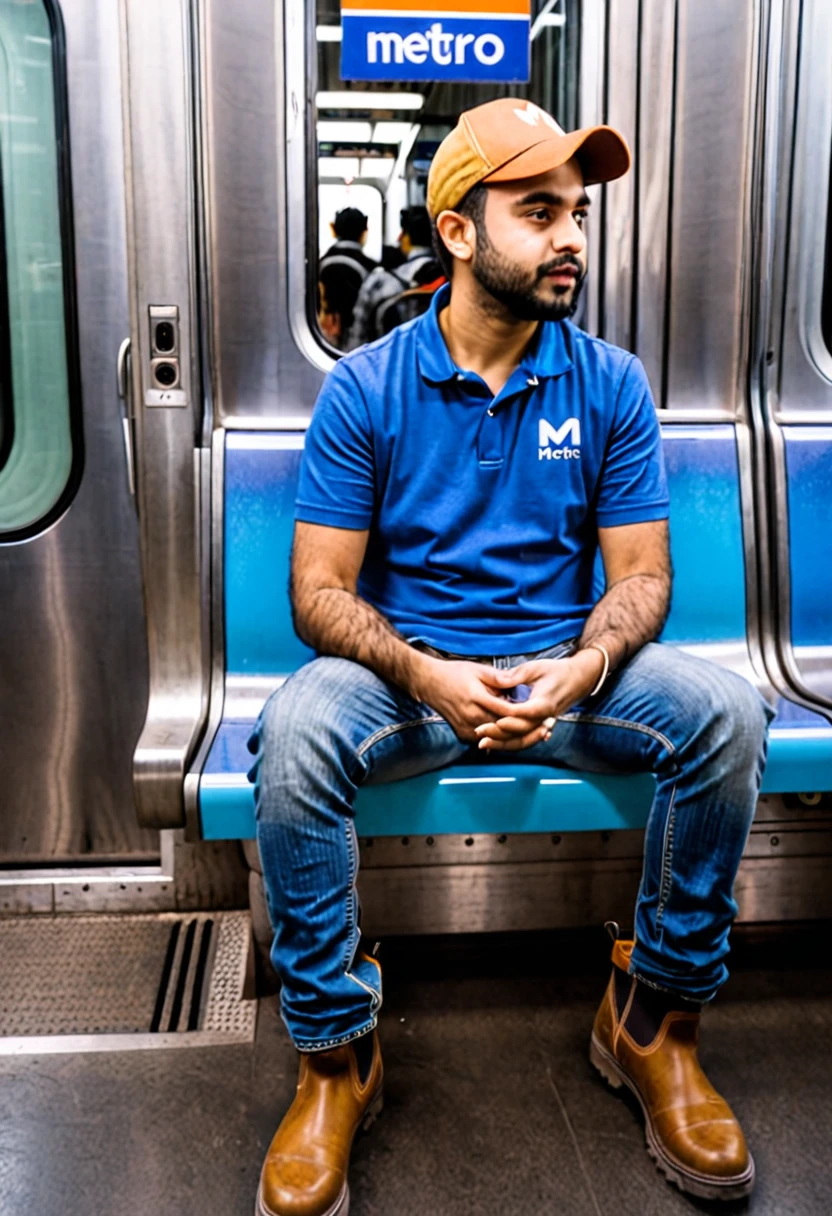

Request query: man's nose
[{"left": 551, "top": 215, "right": 586, "bottom": 257}]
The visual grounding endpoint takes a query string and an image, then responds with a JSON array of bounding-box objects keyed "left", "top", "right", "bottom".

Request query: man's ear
[
  {"left": 329, "top": 222, "right": 337, "bottom": 239},
  {"left": 435, "top": 209, "right": 476, "bottom": 267}
]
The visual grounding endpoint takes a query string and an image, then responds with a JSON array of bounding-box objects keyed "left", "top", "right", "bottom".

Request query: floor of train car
[{"left": 1, "top": 922, "right": 831, "bottom": 1216}]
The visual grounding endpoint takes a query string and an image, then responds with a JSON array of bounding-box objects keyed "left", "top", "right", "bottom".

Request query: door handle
[{"left": 117, "top": 336, "right": 137, "bottom": 502}]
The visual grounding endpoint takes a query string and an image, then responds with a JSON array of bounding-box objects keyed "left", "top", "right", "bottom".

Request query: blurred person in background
[
  {"left": 318, "top": 208, "right": 377, "bottom": 349},
  {"left": 345, "top": 205, "right": 442, "bottom": 348},
  {"left": 316, "top": 263, "right": 359, "bottom": 350}
]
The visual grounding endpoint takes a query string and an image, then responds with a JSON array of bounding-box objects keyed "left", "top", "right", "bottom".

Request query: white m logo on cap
[
  {"left": 539, "top": 418, "right": 581, "bottom": 447},
  {"left": 513, "top": 102, "right": 564, "bottom": 135}
]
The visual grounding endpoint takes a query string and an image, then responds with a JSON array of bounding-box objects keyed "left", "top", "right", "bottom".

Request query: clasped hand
[{"left": 418, "top": 653, "right": 603, "bottom": 752}]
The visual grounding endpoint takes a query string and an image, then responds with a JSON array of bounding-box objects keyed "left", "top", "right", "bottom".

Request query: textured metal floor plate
[{"left": 0, "top": 911, "right": 256, "bottom": 1054}]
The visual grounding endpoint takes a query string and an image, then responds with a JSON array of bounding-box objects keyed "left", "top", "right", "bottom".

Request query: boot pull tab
[{"left": 604, "top": 920, "right": 620, "bottom": 943}]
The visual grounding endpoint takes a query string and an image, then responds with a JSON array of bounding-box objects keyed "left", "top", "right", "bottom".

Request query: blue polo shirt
[{"left": 295, "top": 285, "right": 669, "bottom": 656}]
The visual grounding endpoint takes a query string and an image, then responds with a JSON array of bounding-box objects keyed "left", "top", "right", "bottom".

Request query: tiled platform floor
[{"left": 1, "top": 922, "right": 830, "bottom": 1215}]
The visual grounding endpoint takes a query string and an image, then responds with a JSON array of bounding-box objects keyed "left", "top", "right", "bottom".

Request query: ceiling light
[
  {"left": 318, "top": 157, "right": 360, "bottom": 178},
  {"left": 359, "top": 158, "right": 394, "bottom": 181},
  {"left": 316, "top": 91, "right": 425, "bottom": 112},
  {"left": 371, "top": 121, "right": 417, "bottom": 144},
  {"left": 317, "top": 121, "right": 372, "bottom": 142}
]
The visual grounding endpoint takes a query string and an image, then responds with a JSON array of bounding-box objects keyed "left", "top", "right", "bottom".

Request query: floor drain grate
[
  {"left": 0, "top": 911, "right": 256, "bottom": 1054},
  {"left": 151, "top": 917, "right": 215, "bottom": 1034}
]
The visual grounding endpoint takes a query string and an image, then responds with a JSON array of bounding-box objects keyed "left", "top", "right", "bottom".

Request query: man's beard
[{"left": 471, "top": 236, "right": 586, "bottom": 322}]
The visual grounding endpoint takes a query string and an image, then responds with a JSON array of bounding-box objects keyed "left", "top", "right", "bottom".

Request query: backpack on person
[{"left": 371, "top": 258, "right": 447, "bottom": 337}]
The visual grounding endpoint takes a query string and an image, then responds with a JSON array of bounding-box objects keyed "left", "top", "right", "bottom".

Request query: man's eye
[
  {"left": 574, "top": 211, "right": 588, "bottom": 226},
  {"left": 528, "top": 208, "right": 549, "bottom": 221}
]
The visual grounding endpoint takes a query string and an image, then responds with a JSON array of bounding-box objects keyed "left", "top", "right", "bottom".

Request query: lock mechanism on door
[{"left": 145, "top": 305, "right": 187, "bottom": 406}]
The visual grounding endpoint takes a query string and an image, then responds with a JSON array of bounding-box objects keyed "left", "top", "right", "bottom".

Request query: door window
[
  {"left": 0, "top": 0, "right": 81, "bottom": 541},
  {"left": 310, "top": 0, "right": 580, "bottom": 355},
  {"left": 823, "top": 135, "right": 832, "bottom": 356}
]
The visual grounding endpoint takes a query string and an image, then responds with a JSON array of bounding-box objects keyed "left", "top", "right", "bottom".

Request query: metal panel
[
  {"left": 357, "top": 849, "right": 832, "bottom": 936},
  {"left": 600, "top": 0, "right": 638, "bottom": 350},
  {"left": 633, "top": 0, "right": 676, "bottom": 398},
  {"left": 665, "top": 0, "right": 758, "bottom": 414},
  {"left": 751, "top": 0, "right": 832, "bottom": 710},
  {"left": 200, "top": 0, "right": 324, "bottom": 423},
  {"left": 577, "top": 0, "right": 605, "bottom": 337},
  {"left": 778, "top": 0, "right": 832, "bottom": 410},
  {"left": 0, "top": 911, "right": 256, "bottom": 1054},
  {"left": 0, "top": 0, "right": 156, "bottom": 864},
  {"left": 122, "top": 0, "right": 207, "bottom": 827}
]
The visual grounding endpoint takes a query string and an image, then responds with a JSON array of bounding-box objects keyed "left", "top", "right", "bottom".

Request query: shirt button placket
[{"left": 479, "top": 403, "right": 503, "bottom": 465}]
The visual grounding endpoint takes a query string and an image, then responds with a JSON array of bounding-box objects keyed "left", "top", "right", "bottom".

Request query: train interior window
[
  {"left": 0, "top": 142, "right": 12, "bottom": 475},
  {"left": 823, "top": 133, "right": 832, "bottom": 356},
  {"left": 0, "top": 0, "right": 80, "bottom": 540},
  {"left": 312, "top": 0, "right": 579, "bottom": 354}
]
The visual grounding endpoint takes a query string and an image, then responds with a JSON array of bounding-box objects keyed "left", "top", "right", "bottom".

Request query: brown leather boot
[
  {"left": 257, "top": 1031, "right": 383, "bottom": 1216},
  {"left": 590, "top": 937, "right": 754, "bottom": 1201}
]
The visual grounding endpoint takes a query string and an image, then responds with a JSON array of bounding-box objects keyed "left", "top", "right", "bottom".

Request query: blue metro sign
[{"left": 340, "top": 0, "right": 532, "bottom": 84}]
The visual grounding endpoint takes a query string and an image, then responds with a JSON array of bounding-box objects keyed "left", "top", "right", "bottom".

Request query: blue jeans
[{"left": 248, "top": 641, "right": 773, "bottom": 1051}]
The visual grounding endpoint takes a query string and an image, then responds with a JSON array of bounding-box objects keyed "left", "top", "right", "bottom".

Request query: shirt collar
[{"left": 416, "top": 284, "right": 574, "bottom": 386}]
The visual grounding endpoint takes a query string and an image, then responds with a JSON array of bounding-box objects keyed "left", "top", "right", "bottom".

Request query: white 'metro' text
[{"left": 367, "top": 23, "right": 506, "bottom": 67}]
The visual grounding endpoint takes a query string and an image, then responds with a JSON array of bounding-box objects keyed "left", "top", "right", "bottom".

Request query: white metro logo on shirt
[{"left": 538, "top": 417, "right": 581, "bottom": 461}]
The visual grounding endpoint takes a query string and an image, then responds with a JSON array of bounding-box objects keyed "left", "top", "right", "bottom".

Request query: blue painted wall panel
[
  {"left": 204, "top": 426, "right": 832, "bottom": 841},
  {"left": 225, "top": 425, "right": 748, "bottom": 673},
  {"left": 225, "top": 437, "right": 314, "bottom": 675},
  {"left": 659, "top": 427, "right": 746, "bottom": 645},
  {"left": 783, "top": 427, "right": 832, "bottom": 649}
]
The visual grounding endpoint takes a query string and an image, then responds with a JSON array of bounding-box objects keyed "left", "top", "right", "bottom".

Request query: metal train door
[{"left": 0, "top": 0, "right": 156, "bottom": 887}]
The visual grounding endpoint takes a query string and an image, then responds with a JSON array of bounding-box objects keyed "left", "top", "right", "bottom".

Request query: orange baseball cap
[{"left": 427, "top": 98, "right": 631, "bottom": 218}]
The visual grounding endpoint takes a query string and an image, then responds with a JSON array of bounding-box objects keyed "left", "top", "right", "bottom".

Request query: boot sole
[
  {"left": 589, "top": 1033, "right": 755, "bottom": 1202},
  {"left": 254, "top": 1089, "right": 383, "bottom": 1216},
  {"left": 256, "top": 1182, "right": 349, "bottom": 1216}
]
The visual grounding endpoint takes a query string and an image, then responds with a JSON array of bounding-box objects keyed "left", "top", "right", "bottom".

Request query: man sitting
[{"left": 250, "top": 98, "right": 773, "bottom": 1216}]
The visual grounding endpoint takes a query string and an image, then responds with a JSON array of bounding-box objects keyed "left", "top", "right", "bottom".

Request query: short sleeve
[
  {"left": 595, "top": 356, "right": 670, "bottom": 527},
  {"left": 295, "top": 360, "right": 376, "bottom": 530}
]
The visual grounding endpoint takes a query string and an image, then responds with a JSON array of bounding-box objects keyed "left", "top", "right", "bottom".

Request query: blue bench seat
[
  {"left": 197, "top": 425, "right": 832, "bottom": 841},
  {"left": 199, "top": 701, "right": 832, "bottom": 841}
]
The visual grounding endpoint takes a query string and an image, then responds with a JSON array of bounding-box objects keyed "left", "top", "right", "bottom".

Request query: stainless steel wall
[
  {"left": 183, "top": 0, "right": 832, "bottom": 931},
  {"left": 199, "top": 0, "right": 760, "bottom": 424},
  {"left": 755, "top": 0, "right": 832, "bottom": 704},
  {"left": 604, "top": 0, "right": 759, "bottom": 416},
  {"left": 0, "top": 0, "right": 156, "bottom": 864},
  {"left": 203, "top": 0, "right": 324, "bottom": 425}
]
